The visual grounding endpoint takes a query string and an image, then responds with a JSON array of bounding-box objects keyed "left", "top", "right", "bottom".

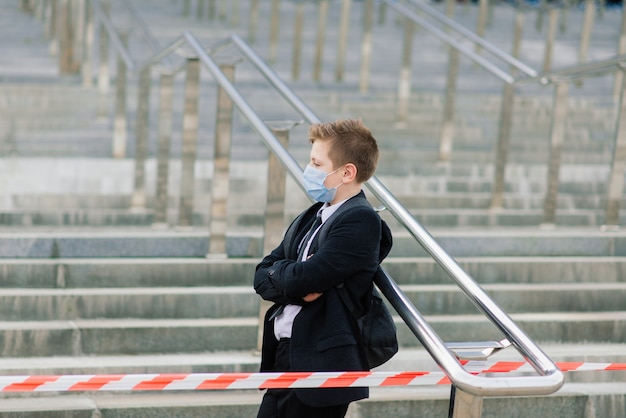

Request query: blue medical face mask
[{"left": 302, "top": 165, "right": 344, "bottom": 203}]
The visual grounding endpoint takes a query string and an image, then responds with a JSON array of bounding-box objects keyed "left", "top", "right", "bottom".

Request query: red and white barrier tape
[{"left": 1, "top": 361, "right": 624, "bottom": 392}]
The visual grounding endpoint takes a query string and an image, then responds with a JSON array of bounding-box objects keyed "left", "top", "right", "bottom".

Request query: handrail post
[
  {"left": 177, "top": 57, "right": 201, "bottom": 228},
  {"left": 248, "top": 0, "right": 259, "bottom": 43},
  {"left": 256, "top": 121, "right": 295, "bottom": 352},
  {"left": 97, "top": 1, "right": 110, "bottom": 118},
  {"left": 208, "top": 0, "right": 216, "bottom": 20},
  {"left": 450, "top": 386, "right": 483, "bottom": 418},
  {"left": 490, "top": 82, "right": 515, "bottom": 209},
  {"left": 58, "top": 0, "right": 77, "bottom": 74},
  {"left": 47, "top": 0, "right": 59, "bottom": 55},
  {"left": 439, "top": 46, "right": 460, "bottom": 161},
  {"left": 196, "top": 0, "right": 205, "bottom": 20},
  {"left": 268, "top": 0, "right": 281, "bottom": 64},
  {"left": 577, "top": 0, "right": 595, "bottom": 87},
  {"left": 313, "top": 0, "right": 329, "bottom": 82},
  {"left": 542, "top": 7, "right": 558, "bottom": 74},
  {"left": 112, "top": 31, "right": 129, "bottom": 159},
  {"left": 335, "top": 0, "right": 352, "bottom": 82},
  {"left": 359, "top": 0, "right": 375, "bottom": 93},
  {"left": 208, "top": 62, "right": 237, "bottom": 257},
  {"left": 511, "top": 9, "right": 524, "bottom": 60},
  {"left": 613, "top": 10, "right": 626, "bottom": 99},
  {"left": 292, "top": 1, "right": 305, "bottom": 81},
  {"left": 230, "top": 0, "right": 240, "bottom": 26},
  {"left": 81, "top": 0, "right": 94, "bottom": 87},
  {"left": 604, "top": 66, "right": 626, "bottom": 230},
  {"left": 542, "top": 81, "right": 569, "bottom": 226},
  {"left": 535, "top": 0, "right": 546, "bottom": 32},
  {"left": 153, "top": 71, "right": 175, "bottom": 228},
  {"left": 218, "top": 0, "right": 227, "bottom": 21},
  {"left": 396, "top": 16, "right": 414, "bottom": 125},
  {"left": 131, "top": 68, "right": 152, "bottom": 210},
  {"left": 475, "top": 0, "right": 488, "bottom": 55}
]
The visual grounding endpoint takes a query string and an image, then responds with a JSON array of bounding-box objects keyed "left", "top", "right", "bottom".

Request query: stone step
[
  {"left": 0, "top": 382, "right": 622, "bottom": 418},
  {"left": 0, "top": 253, "right": 619, "bottom": 283},
  {"left": 0, "top": 317, "right": 257, "bottom": 357},
  {"left": 3, "top": 227, "right": 626, "bottom": 258},
  {"left": 1, "top": 310, "right": 624, "bottom": 358},
  {"left": 2, "top": 206, "right": 625, "bottom": 228},
  {"left": 1, "top": 282, "right": 624, "bottom": 321},
  {"left": 0, "top": 255, "right": 624, "bottom": 289},
  {"left": 0, "top": 343, "right": 623, "bottom": 378},
  {"left": 0, "top": 287, "right": 258, "bottom": 321}
]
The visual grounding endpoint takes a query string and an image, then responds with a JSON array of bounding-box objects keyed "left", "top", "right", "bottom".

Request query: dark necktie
[{"left": 297, "top": 212, "right": 323, "bottom": 260}]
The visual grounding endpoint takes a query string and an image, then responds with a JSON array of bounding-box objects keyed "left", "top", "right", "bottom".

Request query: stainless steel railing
[{"left": 185, "top": 30, "right": 565, "bottom": 400}]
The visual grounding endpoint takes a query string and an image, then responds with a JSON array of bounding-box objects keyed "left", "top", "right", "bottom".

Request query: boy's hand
[{"left": 303, "top": 292, "right": 323, "bottom": 302}]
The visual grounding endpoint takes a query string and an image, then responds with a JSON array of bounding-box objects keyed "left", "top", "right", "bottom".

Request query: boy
[{"left": 254, "top": 119, "right": 392, "bottom": 417}]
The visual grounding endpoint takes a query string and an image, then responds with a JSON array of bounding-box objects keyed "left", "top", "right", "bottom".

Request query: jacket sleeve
[
  {"left": 254, "top": 238, "right": 306, "bottom": 306},
  {"left": 268, "top": 206, "right": 381, "bottom": 298}
]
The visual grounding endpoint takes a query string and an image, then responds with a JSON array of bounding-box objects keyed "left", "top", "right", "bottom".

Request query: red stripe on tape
[
  {"left": 605, "top": 363, "right": 626, "bottom": 371},
  {"left": 69, "top": 375, "right": 125, "bottom": 391},
  {"left": 485, "top": 362, "right": 524, "bottom": 373},
  {"left": 556, "top": 362, "right": 584, "bottom": 372},
  {"left": 320, "top": 372, "right": 365, "bottom": 388},
  {"left": 196, "top": 373, "right": 251, "bottom": 390},
  {"left": 3, "top": 376, "right": 59, "bottom": 392},
  {"left": 381, "top": 371, "right": 429, "bottom": 386},
  {"left": 133, "top": 374, "right": 189, "bottom": 391},
  {"left": 259, "top": 372, "right": 314, "bottom": 389}
]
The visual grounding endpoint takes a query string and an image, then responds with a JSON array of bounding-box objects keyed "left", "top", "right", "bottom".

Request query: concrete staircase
[
  {"left": 1, "top": 0, "right": 626, "bottom": 416},
  {"left": 1, "top": 0, "right": 624, "bottom": 228}
]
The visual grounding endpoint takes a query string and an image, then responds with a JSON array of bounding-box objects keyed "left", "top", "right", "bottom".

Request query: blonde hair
[{"left": 308, "top": 119, "right": 379, "bottom": 183}]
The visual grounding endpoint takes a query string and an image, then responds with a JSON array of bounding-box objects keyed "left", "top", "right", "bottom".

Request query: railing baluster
[
  {"left": 248, "top": 0, "right": 259, "bottom": 43},
  {"left": 292, "top": 1, "right": 304, "bottom": 81},
  {"left": 542, "top": 82, "right": 569, "bottom": 226},
  {"left": 439, "top": 46, "right": 459, "bottom": 162},
  {"left": 335, "top": 0, "right": 352, "bottom": 82},
  {"left": 112, "top": 31, "right": 129, "bottom": 159},
  {"left": 577, "top": 0, "right": 595, "bottom": 87},
  {"left": 97, "top": 1, "right": 110, "bottom": 118},
  {"left": 613, "top": 10, "right": 626, "bottom": 99},
  {"left": 131, "top": 68, "right": 152, "bottom": 210},
  {"left": 82, "top": 0, "right": 94, "bottom": 87},
  {"left": 475, "top": 0, "right": 488, "bottom": 55},
  {"left": 269, "top": 0, "right": 281, "bottom": 64},
  {"left": 359, "top": 0, "right": 374, "bottom": 93},
  {"left": 178, "top": 57, "right": 201, "bottom": 228},
  {"left": 604, "top": 67, "right": 626, "bottom": 229},
  {"left": 153, "top": 71, "right": 175, "bottom": 227},
  {"left": 313, "top": 0, "right": 329, "bottom": 82},
  {"left": 542, "top": 8, "right": 558, "bottom": 73},
  {"left": 208, "top": 62, "right": 236, "bottom": 256},
  {"left": 490, "top": 83, "right": 515, "bottom": 209},
  {"left": 396, "top": 16, "right": 414, "bottom": 125}
]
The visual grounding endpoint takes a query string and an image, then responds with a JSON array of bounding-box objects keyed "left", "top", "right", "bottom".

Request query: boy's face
[{"left": 309, "top": 140, "right": 342, "bottom": 187}]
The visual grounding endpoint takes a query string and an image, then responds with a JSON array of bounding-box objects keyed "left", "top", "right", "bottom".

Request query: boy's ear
[{"left": 343, "top": 163, "right": 358, "bottom": 182}]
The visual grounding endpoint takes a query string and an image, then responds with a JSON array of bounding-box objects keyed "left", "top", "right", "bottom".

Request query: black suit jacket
[{"left": 254, "top": 191, "right": 393, "bottom": 407}]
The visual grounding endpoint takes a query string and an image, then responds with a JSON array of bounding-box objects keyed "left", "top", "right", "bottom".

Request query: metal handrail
[
  {"left": 383, "top": 0, "right": 516, "bottom": 83},
  {"left": 90, "top": 3, "right": 564, "bottom": 398},
  {"left": 92, "top": 0, "right": 136, "bottom": 71},
  {"left": 404, "top": 0, "right": 537, "bottom": 78},
  {"left": 518, "top": 53, "right": 626, "bottom": 84}
]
